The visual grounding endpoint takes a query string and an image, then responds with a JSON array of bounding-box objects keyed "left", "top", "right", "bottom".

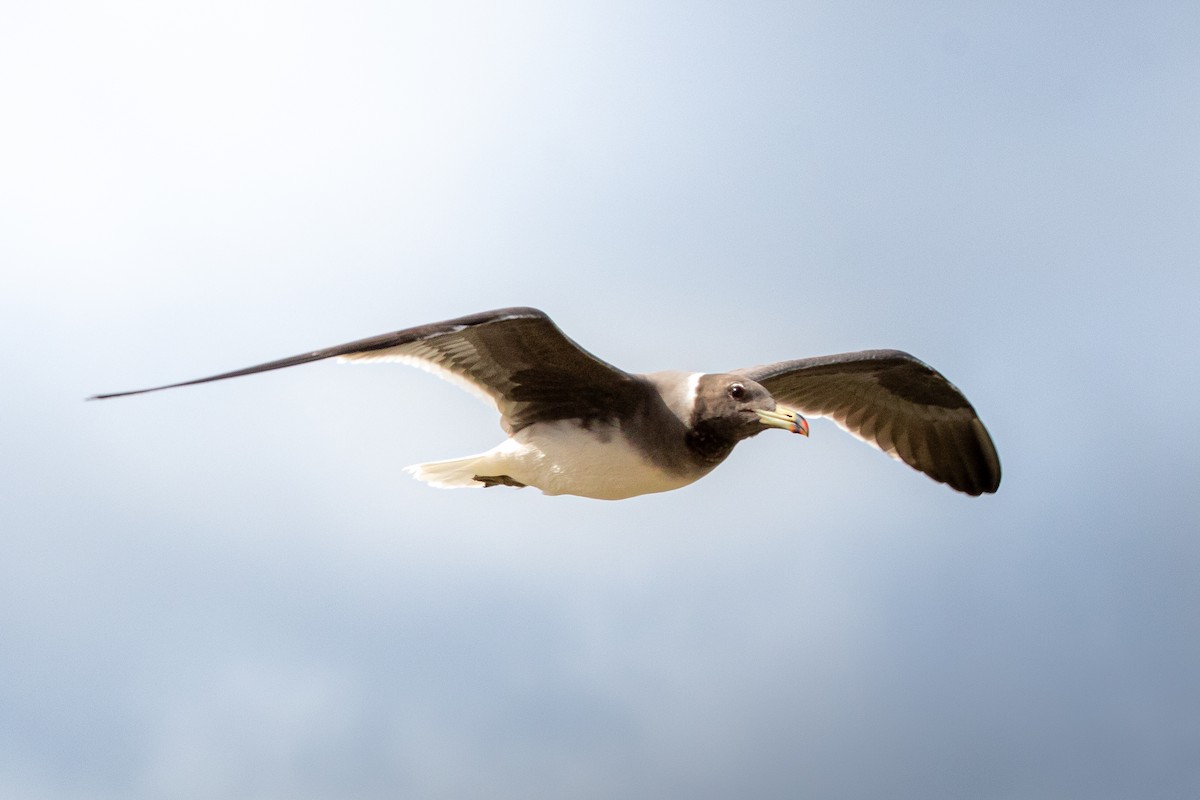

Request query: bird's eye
[{"left": 729, "top": 383, "right": 746, "bottom": 400}]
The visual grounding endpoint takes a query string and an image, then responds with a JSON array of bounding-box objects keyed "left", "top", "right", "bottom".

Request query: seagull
[{"left": 90, "top": 307, "right": 1001, "bottom": 499}]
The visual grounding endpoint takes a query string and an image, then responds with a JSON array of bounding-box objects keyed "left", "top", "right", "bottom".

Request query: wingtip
[{"left": 87, "top": 388, "right": 157, "bottom": 401}]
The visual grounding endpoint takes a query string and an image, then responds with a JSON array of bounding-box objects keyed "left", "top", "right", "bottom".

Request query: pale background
[{"left": 2, "top": 2, "right": 1198, "bottom": 798}]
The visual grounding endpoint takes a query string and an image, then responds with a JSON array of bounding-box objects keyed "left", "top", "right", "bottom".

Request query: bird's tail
[
  {"left": 404, "top": 454, "right": 490, "bottom": 489},
  {"left": 406, "top": 438, "right": 533, "bottom": 490}
]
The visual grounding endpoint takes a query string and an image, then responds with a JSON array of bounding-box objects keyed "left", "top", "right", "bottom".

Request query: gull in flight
[{"left": 91, "top": 307, "right": 1001, "bottom": 500}]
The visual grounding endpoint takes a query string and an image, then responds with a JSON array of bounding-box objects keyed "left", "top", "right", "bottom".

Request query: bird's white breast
[
  {"left": 516, "top": 419, "right": 700, "bottom": 501},
  {"left": 481, "top": 420, "right": 701, "bottom": 500}
]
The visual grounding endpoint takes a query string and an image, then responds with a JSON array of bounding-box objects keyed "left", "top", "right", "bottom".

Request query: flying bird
[{"left": 90, "top": 307, "right": 1000, "bottom": 499}]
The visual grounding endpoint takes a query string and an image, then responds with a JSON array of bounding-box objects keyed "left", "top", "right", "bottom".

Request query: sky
[{"left": 2, "top": 1, "right": 1198, "bottom": 798}]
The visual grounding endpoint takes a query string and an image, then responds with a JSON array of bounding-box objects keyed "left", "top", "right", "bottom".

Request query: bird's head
[{"left": 690, "top": 374, "right": 809, "bottom": 442}]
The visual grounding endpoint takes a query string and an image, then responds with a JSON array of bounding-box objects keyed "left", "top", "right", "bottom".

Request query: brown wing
[
  {"left": 736, "top": 350, "right": 1001, "bottom": 495},
  {"left": 90, "top": 307, "right": 650, "bottom": 433}
]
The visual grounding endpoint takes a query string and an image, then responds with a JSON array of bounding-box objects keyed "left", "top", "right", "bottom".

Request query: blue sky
[{"left": 2, "top": 1, "right": 1198, "bottom": 798}]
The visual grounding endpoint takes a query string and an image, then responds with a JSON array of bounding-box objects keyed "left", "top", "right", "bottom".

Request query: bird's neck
[{"left": 684, "top": 421, "right": 739, "bottom": 465}]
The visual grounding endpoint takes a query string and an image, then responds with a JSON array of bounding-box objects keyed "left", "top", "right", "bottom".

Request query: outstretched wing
[
  {"left": 90, "top": 307, "right": 648, "bottom": 433},
  {"left": 736, "top": 350, "right": 1000, "bottom": 495}
]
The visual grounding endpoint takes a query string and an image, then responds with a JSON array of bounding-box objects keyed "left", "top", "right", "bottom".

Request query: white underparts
[{"left": 405, "top": 419, "right": 705, "bottom": 500}]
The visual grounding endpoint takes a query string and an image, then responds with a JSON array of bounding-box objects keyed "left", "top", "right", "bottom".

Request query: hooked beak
[{"left": 755, "top": 404, "right": 809, "bottom": 436}]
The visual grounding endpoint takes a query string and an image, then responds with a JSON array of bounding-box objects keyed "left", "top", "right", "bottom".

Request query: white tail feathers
[
  {"left": 404, "top": 438, "right": 533, "bottom": 490},
  {"left": 404, "top": 455, "right": 490, "bottom": 489}
]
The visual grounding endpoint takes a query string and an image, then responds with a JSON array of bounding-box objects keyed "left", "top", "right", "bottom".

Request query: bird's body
[
  {"left": 410, "top": 417, "right": 704, "bottom": 500},
  {"left": 407, "top": 370, "right": 744, "bottom": 499},
  {"left": 91, "top": 307, "right": 1001, "bottom": 499}
]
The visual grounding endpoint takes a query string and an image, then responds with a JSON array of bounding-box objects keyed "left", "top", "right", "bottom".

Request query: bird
[{"left": 90, "top": 306, "right": 1001, "bottom": 500}]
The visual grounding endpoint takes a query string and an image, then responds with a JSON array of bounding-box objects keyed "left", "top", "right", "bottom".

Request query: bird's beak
[{"left": 756, "top": 405, "right": 809, "bottom": 436}]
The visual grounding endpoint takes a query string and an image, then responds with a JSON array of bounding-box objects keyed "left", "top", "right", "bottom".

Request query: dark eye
[{"left": 729, "top": 383, "right": 746, "bottom": 400}]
